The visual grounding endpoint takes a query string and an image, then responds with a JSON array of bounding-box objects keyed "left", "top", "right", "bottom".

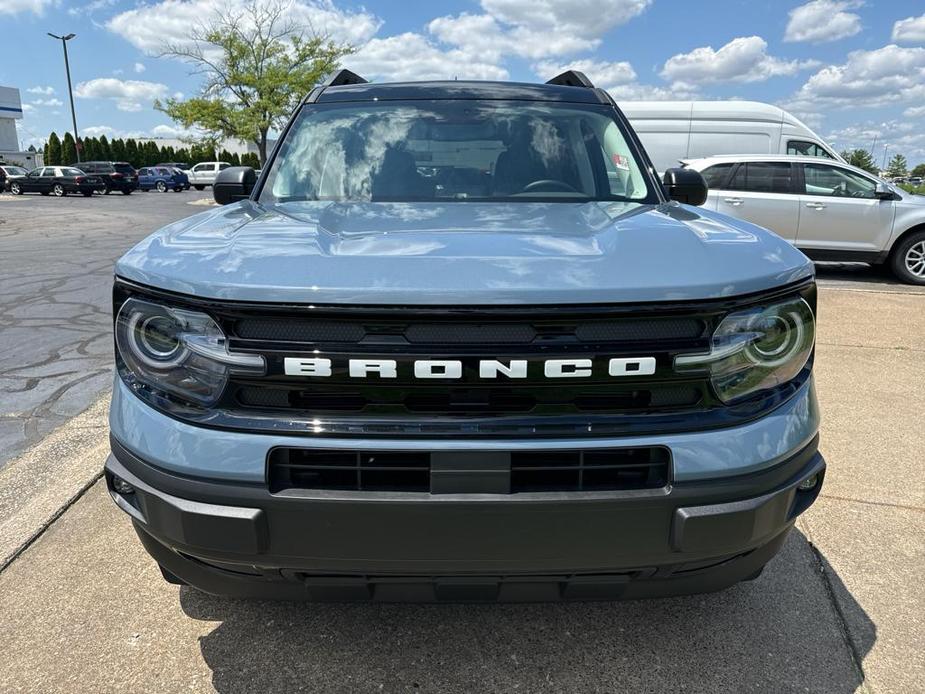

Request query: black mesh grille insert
[
  {"left": 268, "top": 447, "right": 670, "bottom": 494},
  {"left": 238, "top": 385, "right": 703, "bottom": 415},
  {"left": 232, "top": 316, "right": 705, "bottom": 345}
]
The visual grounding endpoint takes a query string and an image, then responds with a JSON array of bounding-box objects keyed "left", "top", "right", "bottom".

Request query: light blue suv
[{"left": 105, "top": 70, "right": 824, "bottom": 602}]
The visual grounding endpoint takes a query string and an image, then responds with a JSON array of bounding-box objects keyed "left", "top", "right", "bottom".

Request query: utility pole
[
  {"left": 881, "top": 145, "right": 890, "bottom": 171},
  {"left": 47, "top": 32, "right": 80, "bottom": 163}
]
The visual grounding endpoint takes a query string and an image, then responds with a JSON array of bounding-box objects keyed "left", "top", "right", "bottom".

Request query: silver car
[{"left": 686, "top": 154, "right": 925, "bottom": 284}]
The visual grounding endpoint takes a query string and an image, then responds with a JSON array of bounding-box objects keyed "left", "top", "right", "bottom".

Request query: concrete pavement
[{"left": 0, "top": 275, "right": 922, "bottom": 693}]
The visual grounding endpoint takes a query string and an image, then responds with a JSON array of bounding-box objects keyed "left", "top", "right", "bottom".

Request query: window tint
[
  {"left": 787, "top": 140, "right": 834, "bottom": 159},
  {"left": 699, "top": 163, "right": 734, "bottom": 188},
  {"left": 261, "top": 100, "right": 652, "bottom": 203},
  {"left": 218, "top": 163, "right": 230, "bottom": 170},
  {"left": 61, "top": 168, "right": 83, "bottom": 176},
  {"left": 41, "top": 168, "right": 55, "bottom": 176},
  {"left": 727, "top": 162, "right": 793, "bottom": 194},
  {"left": 802, "top": 164, "right": 877, "bottom": 198},
  {"left": 114, "top": 163, "right": 135, "bottom": 174}
]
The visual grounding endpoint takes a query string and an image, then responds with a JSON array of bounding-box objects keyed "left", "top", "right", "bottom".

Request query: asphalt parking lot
[{"left": 0, "top": 192, "right": 922, "bottom": 693}]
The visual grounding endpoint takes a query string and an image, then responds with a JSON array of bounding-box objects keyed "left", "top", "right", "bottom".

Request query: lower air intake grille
[{"left": 268, "top": 447, "right": 670, "bottom": 494}]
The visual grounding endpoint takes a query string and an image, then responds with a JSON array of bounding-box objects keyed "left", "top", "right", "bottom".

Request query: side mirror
[
  {"left": 662, "top": 167, "right": 708, "bottom": 206},
  {"left": 874, "top": 182, "right": 896, "bottom": 200},
  {"left": 213, "top": 166, "right": 257, "bottom": 205}
]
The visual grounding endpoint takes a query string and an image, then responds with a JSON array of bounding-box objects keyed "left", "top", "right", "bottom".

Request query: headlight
[
  {"left": 675, "top": 296, "right": 814, "bottom": 403},
  {"left": 115, "top": 298, "right": 264, "bottom": 406}
]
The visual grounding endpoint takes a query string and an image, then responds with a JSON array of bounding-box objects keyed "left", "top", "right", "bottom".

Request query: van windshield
[{"left": 260, "top": 100, "right": 654, "bottom": 204}]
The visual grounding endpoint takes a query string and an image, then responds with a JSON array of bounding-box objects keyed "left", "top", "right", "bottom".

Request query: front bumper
[{"left": 105, "top": 433, "right": 824, "bottom": 601}]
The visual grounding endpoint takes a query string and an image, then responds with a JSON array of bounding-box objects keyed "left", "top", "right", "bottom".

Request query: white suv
[
  {"left": 187, "top": 161, "right": 231, "bottom": 190},
  {"left": 686, "top": 155, "right": 925, "bottom": 284}
]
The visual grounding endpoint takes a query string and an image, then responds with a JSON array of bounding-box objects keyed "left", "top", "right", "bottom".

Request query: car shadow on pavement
[{"left": 179, "top": 529, "right": 875, "bottom": 693}]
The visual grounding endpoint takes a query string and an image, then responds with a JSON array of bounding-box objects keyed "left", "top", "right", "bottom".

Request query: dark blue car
[{"left": 138, "top": 166, "right": 189, "bottom": 192}]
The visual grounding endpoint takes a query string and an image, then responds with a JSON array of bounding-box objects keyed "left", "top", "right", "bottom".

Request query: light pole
[{"left": 47, "top": 32, "right": 80, "bottom": 163}]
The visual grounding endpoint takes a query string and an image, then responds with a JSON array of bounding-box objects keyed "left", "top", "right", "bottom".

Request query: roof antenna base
[{"left": 546, "top": 70, "right": 595, "bottom": 88}]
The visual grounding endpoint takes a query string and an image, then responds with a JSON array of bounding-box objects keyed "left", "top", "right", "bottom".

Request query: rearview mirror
[
  {"left": 213, "top": 166, "right": 257, "bottom": 205},
  {"left": 874, "top": 182, "right": 896, "bottom": 200},
  {"left": 662, "top": 168, "right": 708, "bottom": 206}
]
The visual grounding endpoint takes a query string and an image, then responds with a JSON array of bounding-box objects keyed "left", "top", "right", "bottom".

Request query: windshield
[
  {"left": 260, "top": 100, "right": 653, "bottom": 204},
  {"left": 4, "top": 166, "right": 27, "bottom": 175}
]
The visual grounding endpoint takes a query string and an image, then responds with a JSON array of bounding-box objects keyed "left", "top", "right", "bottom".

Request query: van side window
[
  {"left": 699, "top": 163, "right": 734, "bottom": 189},
  {"left": 787, "top": 140, "right": 834, "bottom": 159},
  {"left": 727, "top": 162, "right": 793, "bottom": 194}
]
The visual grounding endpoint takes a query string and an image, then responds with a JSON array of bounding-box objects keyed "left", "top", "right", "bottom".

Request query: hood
[{"left": 115, "top": 200, "right": 813, "bottom": 305}]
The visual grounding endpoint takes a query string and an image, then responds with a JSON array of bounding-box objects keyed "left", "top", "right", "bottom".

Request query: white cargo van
[{"left": 620, "top": 101, "right": 842, "bottom": 173}]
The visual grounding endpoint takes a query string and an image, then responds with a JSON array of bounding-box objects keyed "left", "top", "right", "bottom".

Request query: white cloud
[
  {"left": 30, "top": 98, "right": 64, "bottom": 107},
  {"left": 350, "top": 33, "right": 508, "bottom": 82},
  {"left": 534, "top": 59, "right": 636, "bottom": 90},
  {"left": 107, "top": 0, "right": 381, "bottom": 55},
  {"left": 81, "top": 125, "right": 116, "bottom": 138},
  {"left": 825, "top": 120, "right": 925, "bottom": 161},
  {"left": 430, "top": 0, "right": 652, "bottom": 59},
  {"left": 904, "top": 105, "right": 925, "bottom": 119},
  {"left": 661, "top": 36, "right": 817, "bottom": 84},
  {"left": 892, "top": 14, "right": 925, "bottom": 44},
  {"left": 784, "top": 0, "right": 862, "bottom": 44},
  {"left": 787, "top": 44, "right": 925, "bottom": 109},
  {"left": 27, "top": 86, "right": 56, "bottom": 95},
  {"left": 68, "top": 0, "right": 117, "bottom": 16},
  {"left": 134, "top": 62, "right": 146, "bottom": 74},
  {"left": 534, "top": 59, "right": 699, "bottom": 102},
  {"left": 0, "top": 0, "right": 54, "bottom": 16},
  {"left": 74, "top": 78, "right": 170, "bottom": 112}
]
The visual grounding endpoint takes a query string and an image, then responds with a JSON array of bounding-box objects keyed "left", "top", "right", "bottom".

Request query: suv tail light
[
  {"left": 112, "top": 172, "right": 124, "bottom": 179},
  {"left": 75, "top": 176, "right": 84, "bottom": 183}
]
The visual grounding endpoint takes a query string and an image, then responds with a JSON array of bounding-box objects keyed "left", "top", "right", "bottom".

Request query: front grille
[
  {"left": 234, "top": 315, "right": 704, "bottom": 345},
  {"left": 237, "top": 384, "right": 703, "bottom": 415},
  {"left": 268, "top": 447, "right": 670, "bottom": 494}
]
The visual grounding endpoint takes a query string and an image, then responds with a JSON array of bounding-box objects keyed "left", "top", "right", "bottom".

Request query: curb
[{"left": 0, "top": 393, "right": 111, "bottom": 573}]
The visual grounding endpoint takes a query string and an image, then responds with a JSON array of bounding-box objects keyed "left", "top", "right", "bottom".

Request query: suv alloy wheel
[{"left": 891, "top": 230, "right": 925, "bottom": 285}]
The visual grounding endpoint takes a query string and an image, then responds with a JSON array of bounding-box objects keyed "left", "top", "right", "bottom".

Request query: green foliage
[
  {"left": 886, "top": 154, "right": 908, "bottom": 178},
  {"left": 124, "top": 139, "right": 139, "bottom": 167},
  {"left": 911, "top": 163, "right": 925, "bottom": 178},
  {"left": 156, "top": 0, "right": 351, "bottom": 164},
  {"left": 45, "top": 132, "right": 62, "bottom": 166},
  {"left": 840, "top": 148, "right": 878, "bottom": 175},
  {"left": 61, "top": 132, "right": 77, "bottom": 165},
  {"left": 98, "top": 135, "right": 112, "bottom": 161}
]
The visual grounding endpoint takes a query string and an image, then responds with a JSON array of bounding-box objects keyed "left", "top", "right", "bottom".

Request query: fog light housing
[
  {"left": 797, "top": 474, "right": 818, "bottom": 491},
  {"left": 112, "top": 475, "right": 135, "bottom": 495}
]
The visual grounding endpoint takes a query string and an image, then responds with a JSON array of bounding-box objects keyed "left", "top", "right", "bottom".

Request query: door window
[
  {"left": 787, "top": 140, "right": 834, "bottom": 159},
  {"left": 727, "top": 162, "right": 793, "bottom": 194},
  {"left": 699, "top": 163, "right": 735, "bottom": 189},
  {"left": 802, "top": 164, "right": 877, "bottom": 198},
  {"left": 218, "top": 163, "right": 230, "bottom": 170}
]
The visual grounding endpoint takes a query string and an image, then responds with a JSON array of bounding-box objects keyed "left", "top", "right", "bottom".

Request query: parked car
[
  {"left": 157, "top": 161, "right": 191, "bottom": 171},
  {"left": 622, "top": 101, "right": 842, "bottom": 173},
  {"left": 0, "top": 164, "right": 30, "bottom": 192},
  {"left": 74, "top": 161, "right": 138, "bottom": 194},
  {"left": 7, "top": 166, "right": 104, "bottom": 197},
  {"left": 106, "top": 69, "right": 825, "bottom": 602},
  {"left": 138, "top": 166, "right": 188, "bottom": 192},
  {"left": 187, "top": 161, "right": 231, "bottom": 190},
  {"left": 686, "top": 154, "right": 925, "bottom": 284}
]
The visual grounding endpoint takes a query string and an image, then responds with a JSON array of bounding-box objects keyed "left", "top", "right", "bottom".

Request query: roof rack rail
[
  {"left": 545, "top": 70, "right": 595, "bottom": 88},
  {"left": 322, "top": 69, "right": 368, "bottom": 87}
]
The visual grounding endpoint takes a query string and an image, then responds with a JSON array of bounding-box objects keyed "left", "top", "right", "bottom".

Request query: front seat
[
  {"left": 370, "top": 149, "right": 430, "bottom": 200},
  {"left": 492, "top": 140, "right": 551, "bottom": 196}
]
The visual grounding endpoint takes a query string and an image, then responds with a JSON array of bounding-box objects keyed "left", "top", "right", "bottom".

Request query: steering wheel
[{"left": 521, "top": 179, "right": 580, "bottom": 194}]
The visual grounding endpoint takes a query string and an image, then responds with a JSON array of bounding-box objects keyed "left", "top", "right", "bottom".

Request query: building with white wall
[{"left": 0, "top": 86, "right": 42, "bottom": 169}]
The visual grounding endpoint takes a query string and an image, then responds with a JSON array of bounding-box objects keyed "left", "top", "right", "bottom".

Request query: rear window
[
  {"left": 62, "top": 167, "right": 83, "bottom": 176},
  {"left": 727, "top": 162, "right": 793, "bottom": 194},
  {"left": 114, "top": 163, "right": 135, "bottom": 174},
  {"left": 260, "top": 100, "right": 653, "bottom": 203}
]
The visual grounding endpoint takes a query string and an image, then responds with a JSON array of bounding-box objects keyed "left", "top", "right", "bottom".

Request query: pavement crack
[{"left": 818, "top": 493, "right": 924, "bottom": 513}]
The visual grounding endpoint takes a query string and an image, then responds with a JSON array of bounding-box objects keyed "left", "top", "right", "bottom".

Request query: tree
[
  {"left": 124, "top": 139, "right": 140, "bottom": 167},
  {"left": 62, "top": 132, "right": 78, "bottom": 165},
  {"left": 46, "top": 132, "right": 62, "bottom": 166},
  {"left": 111, "top": 138, "right": 126, "bottom": 162},
  {"left": 911, "top": 163, "right": 925, "bottom": 178},
  {"left": 98, "top": 135, "right": 112, "bottom": 161},
  {"left": 887, "top": 154, "right": 908, "bottom": 178},
  {"left": 156, "top": 0, "right": 351, "bottom": 165},
  {"left": 841, "top": 148, "right": 878, "bottom": 175},
  {"left": 82, "top": 137, "right": 98, "bottom": 161}
]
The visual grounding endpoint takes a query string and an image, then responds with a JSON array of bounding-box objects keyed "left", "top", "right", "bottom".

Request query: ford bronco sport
[{"left": 106, "top": 70, "right": 824, "bottom": 601}]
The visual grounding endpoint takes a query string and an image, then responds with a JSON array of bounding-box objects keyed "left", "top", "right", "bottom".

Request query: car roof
[
  {"left": 684, "top": 155, "right": 883, "bottom": 180},
  {"left": 315, "top": 80, "right": 607, "bottom": 105}
]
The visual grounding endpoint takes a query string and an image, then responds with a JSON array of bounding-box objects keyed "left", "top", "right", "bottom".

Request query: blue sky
[{"left": 2, "top": 0, "right": 925, "bottom": 162}]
